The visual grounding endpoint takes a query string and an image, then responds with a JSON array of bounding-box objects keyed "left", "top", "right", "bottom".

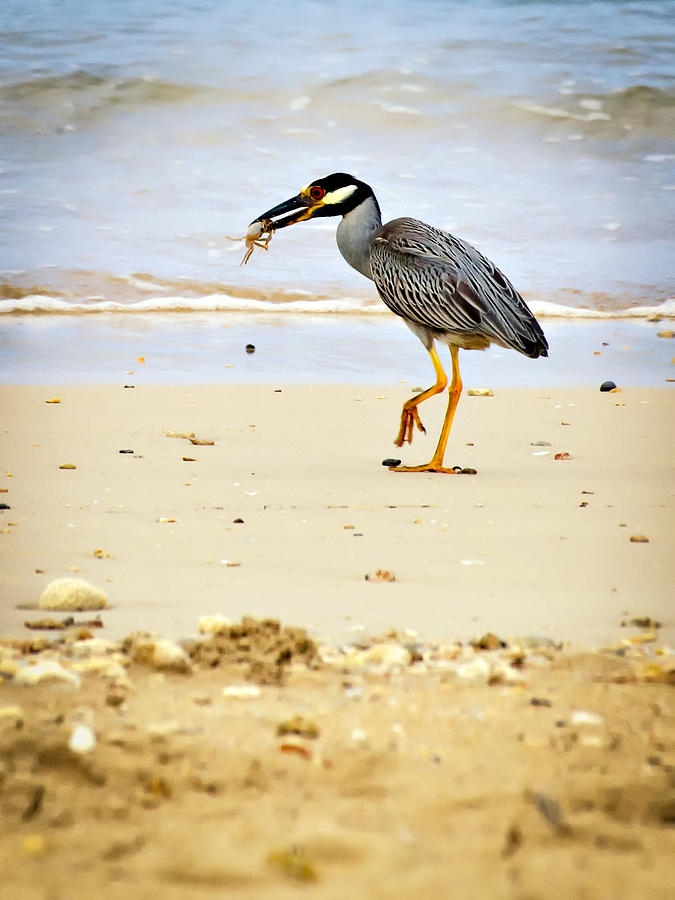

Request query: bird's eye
[{"left": 309, "top": 185, "right": 325, "bottom": 201}]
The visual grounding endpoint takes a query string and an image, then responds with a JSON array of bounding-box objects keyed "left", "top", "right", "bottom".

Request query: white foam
[
  {"left": 2, "top": 295, "right": 673, "bottom": 320},
  {"left": 378, "top": 103, "right": 422, "bottom": 115},
  {"left": 528, "top": 299, "right": 675, "bottom": 319},
  {"left": 0, "top": 293, "right": 386, "bottom": 315}
]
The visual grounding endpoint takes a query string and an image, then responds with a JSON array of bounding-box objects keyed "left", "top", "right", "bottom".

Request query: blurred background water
[{"left": 1, "top": 0, "right": 674, "bottom": 317}]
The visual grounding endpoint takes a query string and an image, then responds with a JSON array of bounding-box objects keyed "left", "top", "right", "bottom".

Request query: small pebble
[
  {"left": 105, "top": 690, "right": 127, "bottom": 708},
  {"left": 245, "top": 343, "right": 255, "bottom": 354},
  {"left": 223, "top": 685, "right": 261, "bottom": 700},
  {"left": 627, "top": 616, "right": 661, "bottom": 629},
  {"left": 119, "top": 449, "right": 134, "bottom": 454},
  {"left": 198, "top": 614, "right": 231, "bottom": 635},
  {"left": 0, "top": 503, "right": 10, "bottom": 510},
  {"left": 382, "top": 458, "right": 401, "bottom": 467},
  {"left": 570, "top": 709, "right": 604, "bottom": 727},
  {"left": 599, "top": 380, "right": 617, "bottom": 392},
  {"left": 132, "top": 638, "right": 192, "bottom": 673},
  {"left": 69, "top": 723, "right": 96, "bottom": 754},
  {"left": 22, "top": 835, "right": 47, "bottom": 857},
  {"left": 277, "top": 715, "right": 320, "bottom": 739},
  {"left": 472, "top": 632, "right": 505, "bottom": 650},
  {"left": 629, "top": 534, "right": 649, "bottom": 543},
  {"left": 365, "top": 569, "right": 396, "bottom": 582}
]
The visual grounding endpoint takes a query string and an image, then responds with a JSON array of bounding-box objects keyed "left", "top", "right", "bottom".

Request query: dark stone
[
  {"left": 0, "top": 503, "right": 10, "bottom": 510},
  {"left": 600, "top": 380, "right": 617, "bottom": 392},
  {"left": 382, "top": 458, "right": 401, "bottom": 467},
  {"left": 119, "top": 449, "right": 134, "bottom": 454},
  {"left": 245, "top": 344, "right": 256, "bottom": 354}
]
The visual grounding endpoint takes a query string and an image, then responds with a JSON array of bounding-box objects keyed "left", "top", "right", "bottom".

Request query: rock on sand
[{"left": 39, "top": 577, "right": 107, "bottom": 611}]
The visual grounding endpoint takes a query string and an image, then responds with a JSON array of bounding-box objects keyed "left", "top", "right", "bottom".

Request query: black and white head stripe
[
  {"left": 300, "top": 173, "right": 377, "bottom": 218},
  {"left": 304, "top": 181, "right": 358, "bottom": 205},
  {"left": 251, "top": 173, "right": 378, "bottom": 229}
]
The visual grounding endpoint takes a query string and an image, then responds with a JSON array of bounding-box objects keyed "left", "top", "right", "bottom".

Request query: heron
[{"left": 248, "top": 173, "right": 548, "bottom": 473}]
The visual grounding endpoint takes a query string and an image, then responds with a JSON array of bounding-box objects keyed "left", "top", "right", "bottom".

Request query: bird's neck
[{"left": 336, "top": 195, "right": 382, "bottom": 280}]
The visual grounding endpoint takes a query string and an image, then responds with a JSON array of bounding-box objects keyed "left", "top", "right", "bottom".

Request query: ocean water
[{"left": 1, "top": 0, "right": 674, "bottom": 323}]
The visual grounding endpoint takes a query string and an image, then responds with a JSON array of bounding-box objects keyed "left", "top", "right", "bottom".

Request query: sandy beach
[
  {"left": 3, "top": 0, "right": 674, "bottom": 892},
  {"left": 1, "top": 382, "right": 673, "bottom": 644},
  {"left": 0, "top": 381, "right": 673, "bottom": 898}
]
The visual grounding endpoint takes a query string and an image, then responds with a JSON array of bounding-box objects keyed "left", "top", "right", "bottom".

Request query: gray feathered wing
[{"left": 369, "top": 217, "right": 548, "bottom": 359}]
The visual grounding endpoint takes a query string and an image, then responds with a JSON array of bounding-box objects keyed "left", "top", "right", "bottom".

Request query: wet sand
[
  {"left": 1, "top": 313, "right": 673, "bottom": 387},
  {"left": 0, "top": 382, "right": 673, "bottom": 898}
]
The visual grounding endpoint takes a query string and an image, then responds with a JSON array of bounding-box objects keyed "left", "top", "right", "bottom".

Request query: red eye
[{"left": 309, "top": 185, "right": 325, "bottom": 201}]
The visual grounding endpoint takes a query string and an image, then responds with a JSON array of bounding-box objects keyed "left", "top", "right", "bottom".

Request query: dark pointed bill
[{"left": 250, "top": 194, "right": 313, "bottom": 231}]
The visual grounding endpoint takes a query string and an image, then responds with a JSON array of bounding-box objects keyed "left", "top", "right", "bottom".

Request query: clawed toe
[{"left": 395, "top": 407, "right": 426, "bottom": 446}]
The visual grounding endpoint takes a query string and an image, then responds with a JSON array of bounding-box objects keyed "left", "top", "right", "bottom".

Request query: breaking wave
[{"left": 2, "top": 292, "right": 673, "bottom": 320}]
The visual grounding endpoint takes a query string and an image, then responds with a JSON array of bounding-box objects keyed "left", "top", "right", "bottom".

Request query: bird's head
[{"left": 250, "top": 173, "right": 375, "bottom": 231}]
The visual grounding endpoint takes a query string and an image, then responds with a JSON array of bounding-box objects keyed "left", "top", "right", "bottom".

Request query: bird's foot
[
  {"left": 389, "top": 463, "right": 477, "bottom": 475},
  {"left": 394, "top": 406, "right": 426, "bottom": 447}
]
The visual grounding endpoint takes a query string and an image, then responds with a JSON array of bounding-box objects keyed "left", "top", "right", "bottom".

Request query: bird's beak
[{"left": 250, "top": 193, "right": 317, "bottom": 231}]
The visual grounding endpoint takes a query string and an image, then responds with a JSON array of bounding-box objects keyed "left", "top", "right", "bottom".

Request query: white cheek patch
[{"left": 322, "top": 184, "right": 358, "bottom": 205}]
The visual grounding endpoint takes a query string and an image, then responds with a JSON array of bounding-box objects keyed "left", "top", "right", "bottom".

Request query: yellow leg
[
  {"left": 394, "top": 343, "right": 448, "bottom": 447},
  {"left": 393, "top": 345, "right": 463, "bottom": 473}
]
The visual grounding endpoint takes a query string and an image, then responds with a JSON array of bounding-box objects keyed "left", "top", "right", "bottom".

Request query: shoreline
[{"left": 0, "top": 313, "right": 674, "bottom": 387}]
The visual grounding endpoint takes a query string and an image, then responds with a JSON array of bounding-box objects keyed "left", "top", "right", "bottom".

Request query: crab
[{"left": 226, "top": 219, "right": 275, "bottom": 266}]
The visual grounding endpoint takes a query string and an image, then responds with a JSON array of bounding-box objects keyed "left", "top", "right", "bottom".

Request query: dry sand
[
  {"left": 1, "top": 384, "right": 673, "bottom": 644},
  {"left": 0, "top": 382, "right": 673, "bottom": 898}
]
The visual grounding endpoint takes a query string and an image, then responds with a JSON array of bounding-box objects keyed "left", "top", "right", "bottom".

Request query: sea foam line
[{"left": 1, "top": 294, "right": 673, "bottom": 319}]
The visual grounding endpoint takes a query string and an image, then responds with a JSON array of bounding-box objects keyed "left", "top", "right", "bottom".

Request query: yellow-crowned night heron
[{"left": 249, "top": 173, "right": 548, "bottom": 473}]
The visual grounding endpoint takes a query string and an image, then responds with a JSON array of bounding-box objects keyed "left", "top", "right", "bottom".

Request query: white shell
[
  {"left": 69, "top": 724, "right": 96, "bottom": 754},
  {"left": 246, "top": 221, "right": 264, "bottom": 239},
  {"left": 222, "top": 684, "right": 261, "bottom": 700}
]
